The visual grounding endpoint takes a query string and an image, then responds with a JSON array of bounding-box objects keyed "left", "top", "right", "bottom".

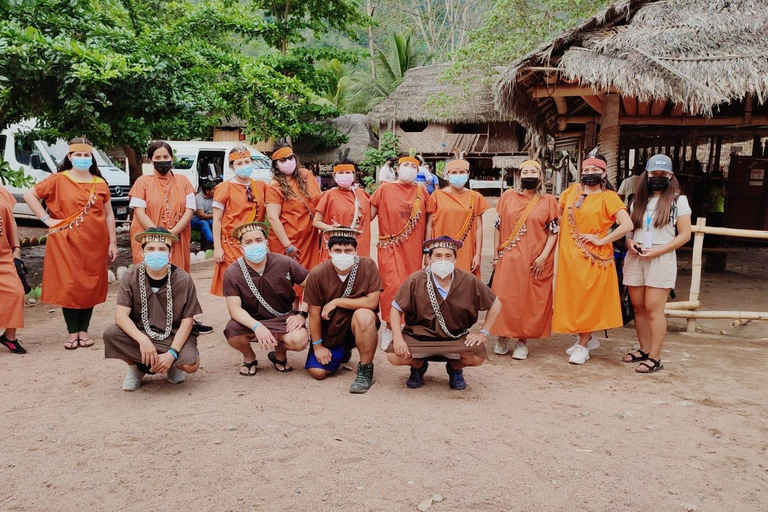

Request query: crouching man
[
  {"left": 104, "top": 227, "right": 201, "bottom": 391},
  {"left": 386, "top": 237, "right": 501, "bottom": 390},
  {"left": 303, "top": 227, "right": 381, "bottom": 393},
  {"left": 223, "top": 221, "right": 309, "bottom": 376}
]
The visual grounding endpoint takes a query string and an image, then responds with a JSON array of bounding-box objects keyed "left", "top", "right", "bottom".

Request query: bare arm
[
  {"left": 212, "top": 207, "right": 224, "bottom": 261},
  {"left": 225, "top": 295, "right": 261, "bottom": 330},
  {"left": 196, "top": 208, "right": 213, "bottom": 220},
  {"left": 538, "top": 230, "right": 558, "bottom": 260},
  {"left": 115, "top": 305, "right": 151, "bottom": 345},
  {"left": 332, "top": 291, "right": 380, "bottom": 311},
  {"left": 11, "top": 210, "right": 21, "bottom": 259},
  {"left": 425, "top": 213, "right": 434, "bottom": 240},
  {"left": 480, "top": 299, "right": 502, "bottom": 333},
  {"left": 170, "top": 317, "right": 195, "bottom": 351},
  {"left": 651, "top": 215, "right": 692, "bottom": 257},
  {"left": 133, "top": 207, "right": 156, "bottom": 230},
  {"left": 22, "top": 189, "right": 58, "bottom": 227},
  {"left": 171, "top": 208, "right": 194, "bottom": 235},
  {"left": 308, "top": 304, "right": 322, "bottom": 343},
  {"left": 587, "top": 209, "right": 633, "bottom": 247},
  {"left": 474, "top": 214, "right": 483, "bottom": 259},
  {"left": 266, "top": 203, "right": 292, "bottom": 249},
  {"left": 369, "top": 204, "right": 378, "bottom": 222},
  {"left": 313, "top": 211, "right": 335, "bottom": 232},
  {"left": 104, "top": 199, "right": 118, "bottom": 262}
]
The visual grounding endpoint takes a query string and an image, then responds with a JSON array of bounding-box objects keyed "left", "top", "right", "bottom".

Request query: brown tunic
[
  {"left": 303, "top": 257, "right": 382, "bottom": 348},
  {"left": 222, "top": 253, "right": 309, "bottom": 339},
  {"left": 103, "top": 265, "right": 202, "bottom": 366}
]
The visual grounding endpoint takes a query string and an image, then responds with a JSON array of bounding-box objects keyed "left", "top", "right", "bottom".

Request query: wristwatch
[{"left": 294, "top": 310, "right": 308, "bottom": 319}]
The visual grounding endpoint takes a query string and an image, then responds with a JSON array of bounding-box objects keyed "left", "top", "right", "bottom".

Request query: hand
[
  {"left": 286, "top": 314, "right": 305, "bottom": 332},
  {"left": 13, "top": 247, "right": 21, "bottom": 259},
  {"left": 253, "top": 324, "right": 277, "bottom": 349},
  {"left": 471, "top": 253, "right": 481, "bottom": 273},
  {"left": 313, "top": 344, "right": 333, "bottom": 365},
  {"left": 151, "top": 351, "right": 175, "bottom": 374},
  {"left": 393, "top": 337, "right": 411, "bottom": 358},
  {"left": 492, "top": 258, "right": 499, "bottom": 270},
  {"left": 639, "top": 247, "right": 662, "bottom": 260},
  {"left": 530, "top": 254, "right": 546, "bottom": 278},
  {"left": 44, "top": 217, "right": 60, "bottom": 228},
  {"left": 285, "top": 246, "right": 301, "bottom": 260},
  {"left": 464, "top": 333, "right": 486, "bottom": 347},
  {"left": 321, "top": 300, "right": 337, "bottom": 320},
  {"left": 214, "top": 247, "right": 225, "bottom": 263},
  {"left": 626, "top": 239, "right": 640, "bottom": 256},
  {"left": 138, "top": 337, "right": 158, "bottom": 367},
  {"left": 578, "top": 233, "right": 604, "bottom": 246},
  {"left": 108, "top": 243, "right": 118, "bottom": 262}
]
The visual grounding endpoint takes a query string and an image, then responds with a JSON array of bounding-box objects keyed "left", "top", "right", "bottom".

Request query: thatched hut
[
  {"left": 370, "top": 64, "right": 528, "bottom": 191},
  {"left": 292, "top": 114, "right": 377, "bottom": 166},
  {"left": 495, "top": 0, "right": 768, "bottom": 228}
]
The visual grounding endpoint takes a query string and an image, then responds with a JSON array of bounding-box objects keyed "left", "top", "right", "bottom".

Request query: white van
[
  {"left": 142, "top": 141, "right": 272, "bottom": 190},
  {"left": 1, "top": 120, "right": 131, "bottom": 219}
]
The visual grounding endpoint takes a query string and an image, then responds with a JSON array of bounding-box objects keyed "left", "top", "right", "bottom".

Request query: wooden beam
[
  {"left": 582, "top": 95, "right": 603, "bottom": 114},
  {"left": 554, "top": 97, "right": 568, "bottom": 131},
  {"left": 637, "top": 101, "right": 651, "bottom": 116},
  {"left": 651, "top": 99, "right": 667, "bottom": 116},
  {"left": 532, "top": 84, "right": 615, "bottom": 98},
  {"left": 597, "top": 94, "right": 621, "bottom": 186},
  {"left": 670, "top": 103, "right": 684, "bottom": 116},
  {"left": 561, "top": 115, "right": 768, "bottom": 127},
  {"left": 622, "top": 96, "right": 637, "bottom": 116}
]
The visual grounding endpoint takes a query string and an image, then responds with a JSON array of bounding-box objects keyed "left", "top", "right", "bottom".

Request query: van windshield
[
  {"left": 175, "top": 155, "right": 196, "bottom": 170},
  {"left": 40, "top": 140, "right": 115, "bottom": 168}
]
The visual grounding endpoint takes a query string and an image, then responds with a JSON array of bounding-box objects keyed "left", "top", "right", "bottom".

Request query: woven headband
[
  {"left": 445, "top": 159, "right": 470, "bottom": 172},
  {"left": 69, "top": 143, "right": 93, "bottom": 153},
  {"left": 229, "top": 149, "right": 251, "bottom": 163},
  {"left": 135, "top": 231, "right": 179, "bottom": 245},
  {"left": 520, "top": 159, "right": 541, "bottom": 171},
  {"left": 423, "top": 237, "right": 463, "bottom": 251},
  {"left": 333, "top": 164, "right": 355, "bottom": 173},
  {"left": 398, "top": 156, "right": 419, "bottom": 166},
  {"left": 582, "top": 157, "right": 607, "bottom": 170},
  {"left": 233, "top": 221, "right": 270, "bottom": 240}
]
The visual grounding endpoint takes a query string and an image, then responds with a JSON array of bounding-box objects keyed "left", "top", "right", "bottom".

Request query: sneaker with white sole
[
  {"left": 568, "top": 344, "right": 590, "bottom": 364},
  {"left": 565, "top": 336, "right": 600, "bottom": 355},
  {"left": 122, "top": 365, "right": 145, "bottom": 391},
  {"left": 493, "top": 337, "right": 509, "bottom": 355},
  {"left": 380, "top": 328, "right": 394, "bottom": 350},
  {"left": 511, "top": 341, "right": 528, "bottom": 360},
  {"left": 166, "top": 366, "right": 186, "bottom": 384}
]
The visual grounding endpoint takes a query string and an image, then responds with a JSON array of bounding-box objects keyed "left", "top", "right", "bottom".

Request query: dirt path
[{"left": 3, "top": 201, "right": 768, "bottom": 511}]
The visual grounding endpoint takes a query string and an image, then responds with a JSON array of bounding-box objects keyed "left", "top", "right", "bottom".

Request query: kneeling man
[
  {"left": 303, "top": 227, "right": 381, "bottom": 393},
  {"left": 387, "top": 237, "right": 501, "bottom": 390},
  {"left": 223, "top": 221, "right": 309, "bottom": 376},
  {"left": 104, "top": 227, "right": 202, "bottom": 391}
]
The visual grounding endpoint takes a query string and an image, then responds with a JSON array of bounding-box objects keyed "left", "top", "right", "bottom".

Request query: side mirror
[{"left": 30, "top": 154, "right": 42, "bottom": 170}]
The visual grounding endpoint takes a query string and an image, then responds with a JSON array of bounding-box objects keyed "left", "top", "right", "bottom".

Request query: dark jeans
[{"left": 190, "top": 217, "right": 214, "bottom": 243}]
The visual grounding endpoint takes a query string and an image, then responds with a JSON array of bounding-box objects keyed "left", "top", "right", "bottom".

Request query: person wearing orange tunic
[
  {"left": 553, "top": 156, "right": 633, "bottom": 365},
  {"left": 24, "top": 137, "right": 117, "bottom": 350},
  {"left": 0, "top": 187, "right": 26, "bottom": 354},
  {"left": 490, "top": 160, "right": 559, "bottom": 360},
  {"left": 210, "top": 146, "right": 267, "bottom": 296},
  {"left": 370, "top": 155, "right": 427, "bottom": 347},
  {"left": 313, "top": 161, "right": 372, "bottom": 260},
  {"left": 128, "top": 141, "right": 196, "bottom": 272},
  {"left": 426, "top": 158, "right": 489, "bottom": 277},
  {"left": 265, "top": 144, "right": 322, "bottom": 277}
]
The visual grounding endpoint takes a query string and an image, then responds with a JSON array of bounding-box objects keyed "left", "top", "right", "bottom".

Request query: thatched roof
[
  {"left": 496, "top": 0, "right": 768, "bottom": 136},
  {"left": 293, "top": 114, "right": 377, "bottom": 165},
  {"left": 370, "top": 64, "right": 508, "bottom": 125}
]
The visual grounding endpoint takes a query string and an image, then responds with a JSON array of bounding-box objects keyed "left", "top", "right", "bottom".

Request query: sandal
[
  {"left": 239, "top": 360, "right": 258, "bottom": 377},
  {"left": 78, "top": 338, "right": 94, "bottom": 348},
  {"left": 267, "top": 351, "right": 293, "bottom": 373},
  {"left": 64, "top": 338, "right": 79, "bottom": 351},
  {"left": 0, "top": 334, "right": 27, "bottom": 354},
  {"left": 622, "top": 349, "right": 649, "bottom": 363},
  {"left": 636, "top": 357, "right": 664, "bottom": 374}
]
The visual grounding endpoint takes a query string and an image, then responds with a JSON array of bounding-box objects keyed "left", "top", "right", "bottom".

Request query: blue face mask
[
  {"left": 235, "top": 165, "right": 254, "bottom": 179},
  {"left": 449, "top": 173, "right": 468, "bottom": 188},
  {"left": 144, "top": 251, "right": 170, "bottom": 271},
  {"left": 243, "top": 242, "right": 267, "bottom": 263},
  {"left": 72, "top": 156, "right": 92, "bottom": 171}
]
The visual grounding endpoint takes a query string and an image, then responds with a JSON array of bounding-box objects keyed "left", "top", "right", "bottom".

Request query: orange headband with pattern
[
  {"left": 272, "top": 147, "right": 294, "bottom": 160},
  {"left": 68, "top": 143, "right": 93, "bottom": 153},
  {"left": 520, "top": 159, "right": 541, "bottom": 171},
  {"left": 333, "top": 163, "right": 355, "bottom": 173},
  {"left": 229, "top": 149, "right": 251, "bottom": 163},
  {"left": 582, "top": 157, "right": 607, "bottom": 170},
  {"left": 445, "top": 159, "right": 470, "bottom": 172},
  {"left": 398, "top": 156, "right": 419, "bottom": 166}
]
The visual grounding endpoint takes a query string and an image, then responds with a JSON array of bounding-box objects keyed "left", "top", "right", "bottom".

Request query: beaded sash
[
  {"left": 138, "top": 263, "right": 174, "bottom": 341},
  {"left": 237, "top": 257, "right": 292, "bottom": 317},
  {"left": 424, "top": 267, "right": 467, "bottom": 340}
]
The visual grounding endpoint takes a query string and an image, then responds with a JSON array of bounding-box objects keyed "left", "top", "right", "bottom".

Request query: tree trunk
[{"left": 123, "top": 145, "right": 144, "bottom": 186}]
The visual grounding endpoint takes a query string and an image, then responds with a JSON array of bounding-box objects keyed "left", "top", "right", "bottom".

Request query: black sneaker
[
  {"left": 349, "top": 362, "right": 374, "bottom": 394},
  {"left": 406, "top": 360, "right": 429, "bottom": 389},
  {"left": 446, "top": 363, "right": 466, "bottom": 390},
  {"left": 0, "top": 334, "right": 27, "bottom": 354},
  {"left": 195, "top": 320, "right": 213, "bottom": 334}
]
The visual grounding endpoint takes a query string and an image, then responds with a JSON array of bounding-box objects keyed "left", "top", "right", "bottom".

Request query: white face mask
[
  {"left": 430, "top": 260, "right": 454, "bottom": 279},
  {"left": 398, "top": 165, "right": 418, "bottom": 183},
  {"left": 331, "top": 253, "right": 356, "bottom": 272}
]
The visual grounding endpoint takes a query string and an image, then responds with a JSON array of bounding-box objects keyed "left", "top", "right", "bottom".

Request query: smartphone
[{"left": 634, "top": 243, "right": 645, "bottom": 255}]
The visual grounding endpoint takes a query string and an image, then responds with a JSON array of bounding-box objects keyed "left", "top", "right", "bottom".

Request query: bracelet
[
  {"left": 12, "top": 246, "right": 20, "bottom": 250},
  {"left": 312, "top": 339, "right": 323, "bottom": 346},
  {"left": 41, "top": 214, "right": 50, "bottom": 222},
  {"left": 479, "top": 329, "right": 490, "bottom": 338},
  {"left": 294, "top": 310, "right": 308, "bottom": 319},
  {"left": 170, "top": 345, "right": 182, "bottom": 354},
  {"left": 252, "top": 322, "right": 261, "bottom": 332},
  {"left": 167, "top": 348, "right": 179, "bottom": 360},
  {"left": 285, "top": 245, "right": 295, "bottom": 254}
]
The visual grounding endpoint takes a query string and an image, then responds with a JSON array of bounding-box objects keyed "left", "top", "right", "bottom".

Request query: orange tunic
[
  {"left": 129, "top": 171, "right": 195, "bottom": 272},
  {"left": 265, "top": 168, "right": 322, "bottom": 272},
  {"left": 34, "top": 172, "right": 111, "bottom": 309},
  {"left": 316, "top": 187, "right": 372, "bottom": 261},
  {"left": 491, "top": 191, "right": 559, "bottom": 339},
  {"left": 427, "top": 188, "right": 490, "bottom": 276},
  {"left": 0, "top": 187, "right": 24, "bottom": 328},
  {"left": 553, "top": 184, "right": 626, "bottom": 333},
  {"left": 210, "top": 179, "right": 267, "bottom": 296},
  {"left": 370, "top": 182, "right": 428, "bottom": 320}
]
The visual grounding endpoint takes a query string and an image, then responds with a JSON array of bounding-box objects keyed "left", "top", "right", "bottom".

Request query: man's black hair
[{"left": 328, "top": 236, "right": 358, "bottom": 250}]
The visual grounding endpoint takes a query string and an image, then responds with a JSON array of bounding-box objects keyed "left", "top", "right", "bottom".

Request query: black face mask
[
  {"left": 648, "top": 176, "right": 671, "bottom": 191},
  {"left": 581, "top": 174, "right": 603, "bottom": 187},
  {"left": 154, "top": 161, "right": 173, "bottom": 175},
  {"left": 521, "top": 177, "right": 540, "bottom": 190}
]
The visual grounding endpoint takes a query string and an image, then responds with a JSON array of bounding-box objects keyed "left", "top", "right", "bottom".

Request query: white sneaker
[
  {"left": 494, "top": 337, "right": 509, "bottom": 355},
  {"left": 379, "top": 328, "right": 393, "bottom": 350},
  {"left": 565, "top": 336, "right": 600, "bottom": 355},
  {"left": 511, "top": 341, "right": 528, "bottom": 360},
  {"left": 122, "top": 366, "right": 145, "bottom": 391},
  {"left": 568, "top": 345, "right": 590, "bottom": 365},
  {"left": 166, "top": 366, "right": 186, "bottom": 384}
]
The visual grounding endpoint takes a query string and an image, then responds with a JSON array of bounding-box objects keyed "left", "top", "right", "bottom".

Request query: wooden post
[
  {"left": 598, "top": 94, "right": 621, "bottom": 187},
  {"left": 687, "top": 217, "right": 706, "bottom": 332}
]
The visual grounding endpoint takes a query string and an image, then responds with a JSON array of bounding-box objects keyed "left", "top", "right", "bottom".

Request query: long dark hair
[
  {"left": 271, "top": 142, "right": 311, "bottom": 200},
  {"left": 630, "top": 171, "right": 681, "bottom": 229},
  {"left": 58, "top": 137, "right": 104, "bottom": 180}
]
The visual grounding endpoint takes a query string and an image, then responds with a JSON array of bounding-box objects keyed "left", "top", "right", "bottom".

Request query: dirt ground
[{"left": 3, "top": 199, "right": 768, "bottom": 511}]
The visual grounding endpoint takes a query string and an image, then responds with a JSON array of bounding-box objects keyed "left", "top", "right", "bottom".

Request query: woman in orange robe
[
  {"left": 129, "top": 141, "right": 195, "bottom": 272},
  {"left": 265, "top": 144, "right": 322, "bottom": 274},
  {"left": 313, "top": 162, "right": 372, "bottom": 260},
  {"left": 490, "top": 160, "right": 559, "bottom": 360},
  {"left": 24, "top": 137, "right": 117, "bottom": 350},
  {"left": 210, "top": 146, "right": 267, "bottom": 296},
  {"left": 426, "top": 158, "right": 489, "bottom": 277},
  {"left": 0, "top": 187, "right": 26, "bottom": 353},
  {"left": 370, "top": 156, "right": 427, "bottom": 346},
  {"left": 553, "top": 156, "right": 633, "bottom": 365}
]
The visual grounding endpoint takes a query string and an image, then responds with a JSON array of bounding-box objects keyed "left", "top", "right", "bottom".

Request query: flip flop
[
  {"left": 240, "top": 360, "right": 258, "bottom": 377},
  {"left": 78, "top": 338, "right": 94, "bottom": 348},
  {"left": 64, "top": 338, "right": 79, "bottom": 351},
  {"left": 267, "top": 351, "right": 293, "bottom": 373}
]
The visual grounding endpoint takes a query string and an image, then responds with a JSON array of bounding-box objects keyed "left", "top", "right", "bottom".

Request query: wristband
[
  {"left": 12, "top": 246, "right": 20, "bottom": 250},
  {"left": 285, "top": 245, "right": 295, "bottom": 254},
  {"left": 170, "top": 345, "right": 182, "bottom": 354},
  {"left": 479, "top": 329, "right": 490, "bottom": 338},
  {"left": 252, "top": 322, "right": 261, "bottom": 332},
  {"left": 312, "top": 339, "right": 323, "bottom": 346},
  {"left": 168, "top": 348, "right": 179, "bottom": 360},
  {"left": 41, "top": 214, "right": 50, "bottom": 222},
  {"left": 294, "top": 310, "right": 308, "bottom": 319}
]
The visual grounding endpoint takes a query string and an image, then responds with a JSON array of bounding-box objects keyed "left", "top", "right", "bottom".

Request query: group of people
[{"left": 0, "top": 138, "right": 692, "bottom": 394}]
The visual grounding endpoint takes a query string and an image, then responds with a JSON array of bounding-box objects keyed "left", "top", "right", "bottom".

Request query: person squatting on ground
[
  {"left": 491, "top": 159, "right": 559, "bottom": 360},
  {"left": 223, "top": 222, "right": 309, "bottom": 376},
  {"left": 104, "top": 228, "right": 202, "bottom": 391},
  {"left": 553, "top": 155, "right": 634, "bottom": 365},
  {"left": 623, "top": 154, "right": 692, "bottom": 373},
  {"left": 0, "top": 186, "right": 25, "bottom": 354},
  {"left": 23, "top": 137, "right": 117, "bottom": 350},
  {"left": 191, "top": 177, "right": 217, "bottom": 250},
  {"left": 303, "top": 227, "right": 382, "bottom": 393},
  {"left": 386, "top": 237, "right": 502, "bottom": 390}
]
